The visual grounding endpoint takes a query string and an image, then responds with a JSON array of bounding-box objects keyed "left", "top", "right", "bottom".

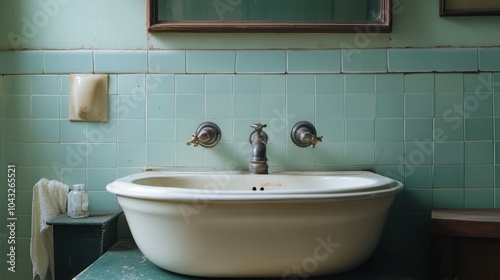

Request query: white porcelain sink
[{"left": 107, "top": 170, "right": 403, "bottom": 278}]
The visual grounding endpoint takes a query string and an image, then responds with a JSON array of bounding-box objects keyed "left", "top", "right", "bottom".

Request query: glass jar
[{"left": 67, "top": 184, "right": 89, "bottom": 218}]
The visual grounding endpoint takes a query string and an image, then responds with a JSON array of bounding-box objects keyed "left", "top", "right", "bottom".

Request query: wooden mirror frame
[
  {"left": 440, "top": 0, "right": 500, "bottom": 16},
  {"left": 147, "top": 0, "right": 392, "bottom": 33}
]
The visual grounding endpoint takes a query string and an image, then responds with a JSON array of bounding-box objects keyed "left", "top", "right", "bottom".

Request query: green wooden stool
[{"left": 47, "top": 211, "right": 122, "bottom": 280}]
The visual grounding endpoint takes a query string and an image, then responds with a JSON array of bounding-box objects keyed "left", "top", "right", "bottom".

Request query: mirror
[{"left": 148, "top": 0, "right": 391, "bottom": 33}]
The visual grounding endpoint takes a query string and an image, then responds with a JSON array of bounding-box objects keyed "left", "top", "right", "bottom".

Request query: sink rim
[{"left": 107, "top": 170, "right": 403, "bottom": 202}]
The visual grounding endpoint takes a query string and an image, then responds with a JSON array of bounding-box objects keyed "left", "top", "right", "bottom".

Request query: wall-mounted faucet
[
  {"left": 290, "top": 121, "right": 323, "bottom": 148},
  {"left": 249, "top": 124, "right": 268, "bottom": 174},
  {"left": 186, "top": 122, "right": 221, "bottom": 148}
]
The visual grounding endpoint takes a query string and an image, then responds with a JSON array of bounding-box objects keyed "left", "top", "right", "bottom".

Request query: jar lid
[{"left": 72, "top": 184, "right": 86, "bottom": 191}]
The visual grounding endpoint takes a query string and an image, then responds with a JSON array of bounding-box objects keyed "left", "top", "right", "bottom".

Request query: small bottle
[{"left": 67, "top": 184, "right": 89, "bottom": 218}]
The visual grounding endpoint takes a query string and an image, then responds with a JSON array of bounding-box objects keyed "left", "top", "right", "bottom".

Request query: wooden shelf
[{"left": 431, "top": 209, "right": 500, "bottom": 280}]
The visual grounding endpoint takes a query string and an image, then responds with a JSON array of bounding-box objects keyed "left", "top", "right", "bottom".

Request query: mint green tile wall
[
  {"left": 2, "top": 48, "right": 500, "bottom": 279},
  {"left": 2, "top": 49, "right": 500, "bottom": 278}
]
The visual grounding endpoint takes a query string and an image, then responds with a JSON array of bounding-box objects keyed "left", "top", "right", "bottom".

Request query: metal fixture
[
  {"left": 186, "top": 122, "right": 221, "bottom": 148},
  {"left": 290, "top": 121, "right": 323, "bottom": 148},
  {"left": 249, "top": 123, "right": 268, "bottom": 174}
]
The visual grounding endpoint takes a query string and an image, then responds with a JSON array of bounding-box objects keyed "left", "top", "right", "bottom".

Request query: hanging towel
[{"left": 30, "top": 178, "right": 69, "bottom": 280}]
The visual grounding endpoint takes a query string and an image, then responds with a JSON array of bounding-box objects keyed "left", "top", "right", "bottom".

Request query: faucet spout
[
  {"left": 251, "top": 140, "right": 267, "bottom": 162},
  {"left": 249, "top": 124, "right": 269, "bottom": 174}
]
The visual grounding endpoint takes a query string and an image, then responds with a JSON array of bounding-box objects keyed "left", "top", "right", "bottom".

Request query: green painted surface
[
  {"left": 2, "top": 0, "right": 500, "bottom": 50},
  {"left": 75, "top": 240, "right": 428, "bottom": 279},
  {"left": 46, "top": 211, "right": 122, "bottom": 226}
]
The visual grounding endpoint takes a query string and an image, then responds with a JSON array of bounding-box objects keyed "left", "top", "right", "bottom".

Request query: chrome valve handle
[
  {"left": 308, "top": 134, "right": 323, "bottom": 148},
  {"left": 186, "top": 122, "right": 221, "bottom": 148},
  {"left": 290, "top": 121, "right": 323, "bottom": 148}
]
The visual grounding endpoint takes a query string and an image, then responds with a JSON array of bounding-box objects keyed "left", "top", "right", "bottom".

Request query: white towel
[{"left": 30, "top": 178, "right": 69, "bottom": 280}]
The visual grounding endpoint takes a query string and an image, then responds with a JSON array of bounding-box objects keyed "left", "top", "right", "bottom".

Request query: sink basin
[{"left": 107, "top": 170, "right": 403, "bottom": 278}]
